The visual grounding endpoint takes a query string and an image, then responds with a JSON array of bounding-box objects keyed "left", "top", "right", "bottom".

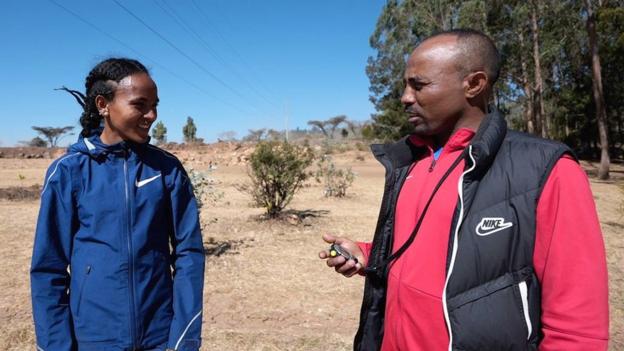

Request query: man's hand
[{"left": 319, "top": 234, "right": 366, "bottom": 277}]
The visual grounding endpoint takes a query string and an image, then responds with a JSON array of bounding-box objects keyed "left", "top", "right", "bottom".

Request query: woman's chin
[{"left": 132, "top": 130, "right": 151, "bottom": 143}]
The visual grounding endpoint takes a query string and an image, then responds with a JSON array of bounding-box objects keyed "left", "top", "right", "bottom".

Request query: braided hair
[{"left": 58, "top": 58, "right": 149, "bottom": 137}]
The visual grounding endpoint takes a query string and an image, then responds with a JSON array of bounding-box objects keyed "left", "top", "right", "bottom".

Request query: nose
[
  {"left": 144, "top": 108, "right": 157, "bottom": 122},
  {"left": 401, "top": 86, "right": 415, "bottom": 107}
]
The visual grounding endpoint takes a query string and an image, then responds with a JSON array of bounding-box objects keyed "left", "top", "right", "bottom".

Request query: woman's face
[{"left": 98, "top": 72, "right": 159, "bottom": 145}]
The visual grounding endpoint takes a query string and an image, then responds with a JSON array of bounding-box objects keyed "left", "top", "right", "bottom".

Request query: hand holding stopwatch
[{"left": 329, "top": 243, "right": 358, "bottom": 264}]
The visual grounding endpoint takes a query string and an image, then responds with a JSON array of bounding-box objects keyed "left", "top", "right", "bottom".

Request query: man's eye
[{"left": 412, "top": 83, "right": 424, "bottom": 90}]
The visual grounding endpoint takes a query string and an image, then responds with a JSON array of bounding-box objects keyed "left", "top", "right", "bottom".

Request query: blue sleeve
[
  {"left": 166, "top": 165, "right": 205, "bottom": 351},
  {"left": 30, "top": 156, "right": 78, "bottom": 351}
]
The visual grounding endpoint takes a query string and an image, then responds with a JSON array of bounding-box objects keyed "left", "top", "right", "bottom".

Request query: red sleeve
[
  {"left": 356, "top": 242, "right": 373, "bottom": 276},
  {"left": 533, "top": 156, "right": 609, "bottom": 350}
]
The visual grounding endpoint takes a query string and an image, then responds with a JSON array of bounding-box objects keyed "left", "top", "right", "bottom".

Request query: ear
[
  {"left": 463, "top": 71, "right": 489, "bottom": 98},
  {"left": 95, "top": 95, "right": 110, "bottom": 116}
]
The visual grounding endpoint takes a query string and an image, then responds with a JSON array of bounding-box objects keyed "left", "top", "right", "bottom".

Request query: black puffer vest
[{"left": 354, "top": 112, "right": 572, "bottom": 351}]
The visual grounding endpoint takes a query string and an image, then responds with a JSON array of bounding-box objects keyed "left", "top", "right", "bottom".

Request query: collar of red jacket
[{"left": 407, "top": 128, "right": 476, "bottom": 155}]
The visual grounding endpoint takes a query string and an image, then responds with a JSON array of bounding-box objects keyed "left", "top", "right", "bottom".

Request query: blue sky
[{"left": 0, "top": 0, "right": 386, "bottom": 146}]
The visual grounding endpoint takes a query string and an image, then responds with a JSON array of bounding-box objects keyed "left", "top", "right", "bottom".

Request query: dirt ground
[{"left": 0, "top": 145, "right": 622, "bottom": 350}]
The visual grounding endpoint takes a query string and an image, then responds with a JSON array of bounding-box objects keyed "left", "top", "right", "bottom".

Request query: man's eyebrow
[{"left": 405, "top": 76, "right": 428, "bottom": 83}]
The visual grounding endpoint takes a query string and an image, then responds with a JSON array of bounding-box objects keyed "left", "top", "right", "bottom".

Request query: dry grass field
[{"left": 0, "top": 143, "right": 622, "bottom": 350}]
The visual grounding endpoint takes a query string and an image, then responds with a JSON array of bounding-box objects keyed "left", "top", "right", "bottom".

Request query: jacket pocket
[
  {"left": 447, "top": 268, "right": 537, "bottom": 350},
  {"left": 75, "top": 265, "right": 91, "bottom": 315},
  {"left": 518, "top": 280, "right": 532, "bottom": 340},
  {"left": 71, "top": 261, "right": 123, "bottom": 343}
]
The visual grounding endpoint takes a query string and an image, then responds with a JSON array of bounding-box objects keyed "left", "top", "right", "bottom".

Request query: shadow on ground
[
  {"left": 0, "top": 185, "right": 41, "bottom": 201},
  {"left": 203, "top": 237, "right": 255, "bottom": 257}
]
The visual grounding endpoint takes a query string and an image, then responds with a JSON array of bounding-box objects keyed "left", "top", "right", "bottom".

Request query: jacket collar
[
  {"left": 371, "top": 136, "right": 426, "bottom": 170},
  {"left": 371, "top": 109, "right": 507, "bottom": 172},
  {"left": 69, "top": 134, "right": 150, "bottom": 159},
  {"left": 467, "top": 110, "right": 507, "bottom": 177}
]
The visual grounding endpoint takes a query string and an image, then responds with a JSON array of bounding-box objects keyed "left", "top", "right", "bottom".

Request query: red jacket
[{"left": 358, "top": 129, "right": 609, "bottom": 350}]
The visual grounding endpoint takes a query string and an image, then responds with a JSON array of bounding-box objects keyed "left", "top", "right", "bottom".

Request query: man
[{"left": 319, "top": 29, "right": 609, "bottom": 350}]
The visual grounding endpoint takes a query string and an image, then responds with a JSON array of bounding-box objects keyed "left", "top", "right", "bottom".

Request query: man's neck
[{"left": 433, "top": 108, "right": 485, "bottom": 148}]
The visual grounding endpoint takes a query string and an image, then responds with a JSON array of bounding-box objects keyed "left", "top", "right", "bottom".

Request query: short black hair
[{"left": 424, "top": 28, "right": 501, "bottom": 85}]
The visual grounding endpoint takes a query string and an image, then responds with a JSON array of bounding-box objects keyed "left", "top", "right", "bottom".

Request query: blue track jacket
[{"left": 31, "top": 135, "right": 205, "bottom": 351}]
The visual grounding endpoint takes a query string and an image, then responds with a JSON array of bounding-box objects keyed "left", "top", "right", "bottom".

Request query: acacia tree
[
  {"left": 244, "top": 129, "right": 266, "bottom": 142},
  {"left": 345, "top": 120, "right": 359, "bottom": 137},
  {"left": 218, "top": 130, "right": 237, "bottom": 141},
  {"left": 307, "top": 120, "right": 329, "bottom": 138},
  {"left": 326, "top": 115, "right": 347, "bottom": 138},
  {"left": 28, "top": 137, "right": 48, "bottom": 147},
  {"left": 31, "top": 126, "right": 74, "bottom": 147}
]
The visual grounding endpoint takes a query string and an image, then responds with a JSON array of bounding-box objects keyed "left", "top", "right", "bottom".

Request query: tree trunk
[
  {"left": 518, "top": 29, "right": 535, "bottom": 133},
  {"left": 531, "top": 0, "right": 548, "bottom": 138},
  {"left": 584, "top": 0, "right": 610, "bottom": 179},
  {"left": 618, "top": 114, "right": 623, "bottom": 148}
]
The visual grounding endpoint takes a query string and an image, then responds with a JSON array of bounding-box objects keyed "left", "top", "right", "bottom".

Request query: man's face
[{"left": 401, "top": 36, "right": 467, "bottom": 138}]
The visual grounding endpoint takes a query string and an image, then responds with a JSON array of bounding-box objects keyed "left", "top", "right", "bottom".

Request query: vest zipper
[
  {"left": 442, "top": 145, "right": 476, "bottom": 351},
  {"left": 123, "top": 154, "right": 138, "bottom": 349}
]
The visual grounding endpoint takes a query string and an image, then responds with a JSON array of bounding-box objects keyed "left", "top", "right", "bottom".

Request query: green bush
[
  {"left": 247, "top": 141, "right": 314, "bottom": 218},
  {"left": 187, "top": 167, "right": 223, "bottom": 210},
  {"left": 315, "top": 155, "right": 355, "bottom": 197},
  {"left": 151, "top": 121, "right": 167, "bottom": 144},
  {"left": 360, "top": 124, "right": 376, "bottom": 140},
  {"left": 355, "top": 142, "right": 368, "bottom": 152}
]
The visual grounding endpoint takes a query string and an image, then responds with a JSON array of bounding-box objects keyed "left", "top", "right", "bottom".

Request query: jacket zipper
[
  {"left": 428, "top": 158, "right": 436, "bottom": 172},
  {"left": 429, "top": 146, "right": 442, "bottom": 172},
  {"left": 123, "top": 154, "right": 138, "bottom": 349},
  {"left": 442, "top": 145, "right": 476, "bottom": 351}
]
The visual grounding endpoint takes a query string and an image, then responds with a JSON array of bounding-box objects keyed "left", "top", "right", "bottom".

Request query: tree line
[
  {"left": 27, "top": 116, "right": 201, "bottom": 147},
  {"left": 365, "top": 0, "right": 623, "bottom": 179}
]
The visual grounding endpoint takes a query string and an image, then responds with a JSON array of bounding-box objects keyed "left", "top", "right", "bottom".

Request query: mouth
[
  {"left": 407, "top": 114, "right": 424, "bottom": 124},
  {"left": 138, "top": 123, "right": 151, "bottom": 131}
]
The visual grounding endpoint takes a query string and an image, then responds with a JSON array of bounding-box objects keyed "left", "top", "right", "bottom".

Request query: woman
[{"left": 30, "top": 58, "right": 204, "bottom": 351}]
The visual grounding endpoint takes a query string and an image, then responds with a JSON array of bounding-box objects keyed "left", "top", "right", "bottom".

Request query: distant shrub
[
  {"left": 182, "top": 116, "right": 197, "bottom": 143},
  {"left": 361, "top": 124, "right": 376, "bottom": 140},
  {"left": 355, "top": 142, "right": 368, "bottom": 152},
  {"left": 187, "top": 167, "right": 223, "bottom": 210},
  {"left": 315, "top": 155, "right": 355, "bottom": 197},
  {"left": 321, "top": 140, "right": 334, "bottom": 155},
  {"left": 28, "top": 137, "right": 48, "bottom": 147},
  {"left": 247, "top": 141, "right": 314, "bottom": 218},
  {"left": 152, "top": 121, "right": 167, "bottom": 144}
]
